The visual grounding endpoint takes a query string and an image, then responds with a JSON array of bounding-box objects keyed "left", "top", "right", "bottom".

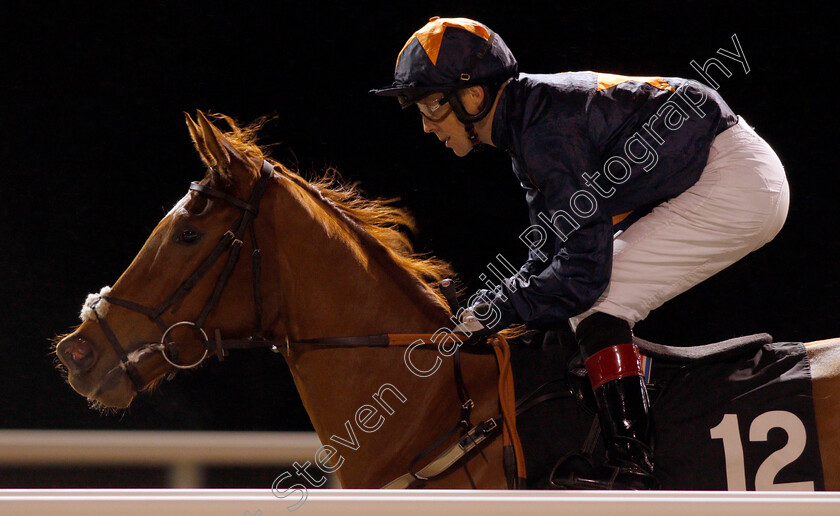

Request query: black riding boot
[{"left": 553, "top": 313, "right": 658, "bottom": 489}]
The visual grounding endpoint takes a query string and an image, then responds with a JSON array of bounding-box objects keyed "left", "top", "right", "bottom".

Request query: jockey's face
[{"left": 419, "top": 92, "right": 475, "bottom": 157}]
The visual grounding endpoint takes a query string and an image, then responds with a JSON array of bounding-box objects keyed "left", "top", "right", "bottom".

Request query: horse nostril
[{"left": 58, "top": 336, "right": 97, "bottom": 373}]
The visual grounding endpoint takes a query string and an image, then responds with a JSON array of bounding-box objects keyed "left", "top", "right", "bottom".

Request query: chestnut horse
[{"left": 56, "top": 112, "right": 840, "bottom": 490}]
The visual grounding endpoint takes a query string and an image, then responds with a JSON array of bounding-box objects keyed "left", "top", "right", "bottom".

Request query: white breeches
[{"left": 571, "top": 116, "right": 790, "bottom": 328}]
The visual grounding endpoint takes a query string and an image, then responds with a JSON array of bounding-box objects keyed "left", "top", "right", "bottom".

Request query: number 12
[{"left": 709, "top": 411, "right": 814, "bottom": 490}]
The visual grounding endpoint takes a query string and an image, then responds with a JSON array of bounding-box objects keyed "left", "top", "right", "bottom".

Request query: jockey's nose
[
  {"left": 422, "top": 116, "right": 437, "bottom": 133},
  {"left": 57, "top": 334, "right": 98, "bottom": 374}
]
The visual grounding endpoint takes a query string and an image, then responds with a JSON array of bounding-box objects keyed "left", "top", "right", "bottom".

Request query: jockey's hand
[{"left": 453, "top": 303, "right": 495, "bottom": 345}]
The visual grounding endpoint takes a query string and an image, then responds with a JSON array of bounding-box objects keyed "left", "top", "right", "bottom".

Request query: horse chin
[
  {"left": 85, "top": 345, "right": 165, "bottom": 409},
  {"left": 88, "top": 365, "right": 137, "bottom": 409}
]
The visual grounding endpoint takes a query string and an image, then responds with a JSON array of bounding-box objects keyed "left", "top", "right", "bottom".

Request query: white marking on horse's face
[
  {"left": 165, "top": 194, "right": 190, "bottom": 219},
  {"left": 79, "top": 286, "right": 112, "bottom": 322}
]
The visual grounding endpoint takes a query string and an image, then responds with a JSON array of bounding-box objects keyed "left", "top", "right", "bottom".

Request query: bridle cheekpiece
[{"left": 87, "top": 160, "right": 276, "bottom": 389}]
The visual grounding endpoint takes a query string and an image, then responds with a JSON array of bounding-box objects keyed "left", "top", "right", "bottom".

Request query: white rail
[
  {"left": 2, "top": 489, "right": 840, "bottom": 516},
  {"left": 0, "top": 430, "right": 332, "bottom": 488}
]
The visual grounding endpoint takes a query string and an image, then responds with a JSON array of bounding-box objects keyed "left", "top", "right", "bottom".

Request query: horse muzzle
[
  {"left": 56, "top": 331, "right": 163, "bottom": 408},
  {"left": 56, "top": 334, "right": 98, "bottom": 374}
]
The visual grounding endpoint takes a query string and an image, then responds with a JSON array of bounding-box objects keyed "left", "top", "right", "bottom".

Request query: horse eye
[{"left": 178, "top": 229, "right": 200, "bottom": 244}]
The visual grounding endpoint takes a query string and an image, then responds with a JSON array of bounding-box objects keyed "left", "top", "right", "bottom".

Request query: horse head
[{"left": 55, "top": 112, "right": 279, "bottom": 408}]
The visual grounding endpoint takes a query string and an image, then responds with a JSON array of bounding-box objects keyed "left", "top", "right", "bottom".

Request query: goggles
[{"left": 416, "top": 94, "right": 453, "bottom": 122}]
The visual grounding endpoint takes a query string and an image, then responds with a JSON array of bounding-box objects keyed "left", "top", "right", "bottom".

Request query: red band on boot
[{"left": 584, "top": 344, "right": 643, "bottom": 390}]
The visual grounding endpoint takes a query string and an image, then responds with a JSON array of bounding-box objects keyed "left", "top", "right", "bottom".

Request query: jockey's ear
[
  {"left": 184, "top": 111, "right": 255, "bottom": 191},
  {"left": 458, "top": 86, "right": 486, "bottom": 116}
]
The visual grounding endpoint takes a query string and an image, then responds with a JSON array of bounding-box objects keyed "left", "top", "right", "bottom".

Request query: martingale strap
[
  {"left": 403, "top": 346, "right": 474, "bottom": 484},
  {"left": 378, "top": 334, "right": 528, "bottom": 490}
]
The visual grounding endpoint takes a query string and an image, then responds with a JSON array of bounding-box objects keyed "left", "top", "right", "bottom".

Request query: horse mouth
[
  {"left": 89, "top": 365, "right": 137, "bottom": 409},
  {"left": 68, "top": 342, "right": 164, "bottom": 409}
]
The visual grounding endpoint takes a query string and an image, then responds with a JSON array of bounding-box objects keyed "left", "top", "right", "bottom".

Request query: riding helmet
[{"left": 371, "top": 17, "right": 518, "bottom": 109}]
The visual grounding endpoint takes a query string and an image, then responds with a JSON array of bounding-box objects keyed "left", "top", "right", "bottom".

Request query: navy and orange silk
[{"left": 479, "top": 71, "right": 738, "bottom": 330}]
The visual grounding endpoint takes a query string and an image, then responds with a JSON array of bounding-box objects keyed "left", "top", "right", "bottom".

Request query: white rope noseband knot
[{"left": 80, "top": 286, "right": 113, "bottom": 322}]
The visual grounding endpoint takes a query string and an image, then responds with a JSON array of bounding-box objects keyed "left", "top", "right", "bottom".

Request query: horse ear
[
  {"left": 184, "top": 112, "right": 213, "bottom": 169},
  {"left": 196, "top": 110, "right": 232, "bottom": 170},
  {"left": 185, "top": 110, "right": 252, "bottom": 186}
]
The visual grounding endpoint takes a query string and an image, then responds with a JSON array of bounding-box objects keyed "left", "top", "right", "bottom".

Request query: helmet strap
[
  {"left": 448, "top": 82, "right": 501, "bottom": 149},
  {"left": 443, "top": 31, "right": 499, "bottom": 150},
  {"left": 464, "top": 122, "right": 483, "bottom": 149}
]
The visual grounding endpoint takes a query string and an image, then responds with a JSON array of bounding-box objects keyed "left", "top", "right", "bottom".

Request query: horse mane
[{"left": 206, "top": 113, "right": 457, "bottom": 322}]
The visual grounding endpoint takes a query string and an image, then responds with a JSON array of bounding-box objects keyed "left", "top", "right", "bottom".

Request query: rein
[{"left": 88, "top": 159, "right": 527, "bottom": 488}]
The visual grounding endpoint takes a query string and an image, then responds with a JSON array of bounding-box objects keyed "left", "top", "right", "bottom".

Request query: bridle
[{"left": 89, "top": 160, "right": 276, "bottom": 389}]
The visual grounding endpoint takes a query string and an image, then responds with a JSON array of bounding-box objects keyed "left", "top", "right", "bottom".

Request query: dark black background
[{"left": 1, "top": 2, "right": 836, "bottom": 431}]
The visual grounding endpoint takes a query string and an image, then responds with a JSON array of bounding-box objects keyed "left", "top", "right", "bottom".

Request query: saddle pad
[
  {"left": 509, "top": 335, "right": 824, "bottom": 489},
  {"left": 652, "top": 341, "right": 825, "bottom": 490}
]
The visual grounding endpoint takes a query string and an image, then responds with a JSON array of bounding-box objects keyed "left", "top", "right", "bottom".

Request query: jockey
[{"left": 371, "top": 17, "right": 789, "bottom": 489}]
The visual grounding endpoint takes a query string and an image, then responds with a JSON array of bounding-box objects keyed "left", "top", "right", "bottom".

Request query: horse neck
[
  {"left": 251, "top": 175, "right": 502, "bottom": 488},
  {"left": 258, "top": 174, "right": 451, "bottom": 340}
]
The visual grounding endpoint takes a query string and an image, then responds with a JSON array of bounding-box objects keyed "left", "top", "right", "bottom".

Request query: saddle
[{"left": 633, "top": 332, "right": 772, "bottom": 364}]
